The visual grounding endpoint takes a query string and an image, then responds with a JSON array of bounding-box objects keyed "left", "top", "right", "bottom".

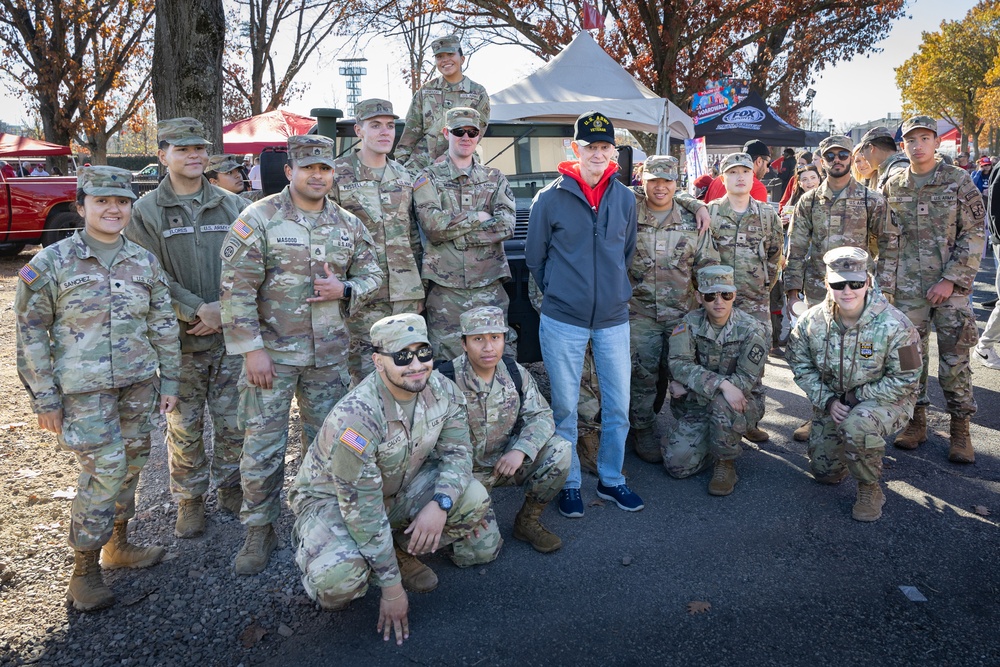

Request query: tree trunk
[{"left": 152, "top": 0, "right": 226, "bottom": 147}]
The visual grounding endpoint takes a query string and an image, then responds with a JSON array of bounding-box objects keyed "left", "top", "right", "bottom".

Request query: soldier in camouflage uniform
[
  {"left": 331, "top": 99, "right": 425, "bottom": 385},
  {"left": 443, "top": 307, "right": 571, "bottom": 556},
  {"left": 628, "top": 155, "right": 719, "bottom": 463},
  {"left": 288, "top": 314, "right": 492, "bottom": 645},
  {"left": 882, "top": 115, "right": 984, "bottom": 463},
  {"left": 788, "top": 247, "right": 921, "bottom": 521},
  {"left": 412, "top": 106, "right": 515, "bottom": 359},
  {"left": 395, "top": 34, "right": 491, "bottom": 170},
  {"left": 664, "top": 265, "right": 768, "bottom": 496},
  {"left": 220, "top": 135, "right": 384, "bottom": 575},
  {"left": 126, "top": 119, "right": 249, "bottom": 539},
  {"left": 206, "top": 153, "right": 261, "bottom": 204},
  {"left": 858, "top": 126, "right": 910, "bottom": 193},
  {"left": 16, "top": 166, "right": 180, "bottom": 611},
  {"left": 707, "top": 152, "right": 784, "bottom": 442}
]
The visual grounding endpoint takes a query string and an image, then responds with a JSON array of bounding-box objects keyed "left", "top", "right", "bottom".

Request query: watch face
[{"left": 434, "top": 493, "right": 453, "bottom": 511}]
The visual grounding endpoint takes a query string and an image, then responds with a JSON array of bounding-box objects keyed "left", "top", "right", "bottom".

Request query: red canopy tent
[
  {"left": 0, "top": 133, "right": 73, "bottom": 157},
  {"left": 222, "top": 110, "right": 316, "bottom": 154}
]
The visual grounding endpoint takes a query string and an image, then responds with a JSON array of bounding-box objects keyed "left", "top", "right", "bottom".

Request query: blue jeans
[{"left": 539, "top": 314, "right": 630, "bottom": 489}]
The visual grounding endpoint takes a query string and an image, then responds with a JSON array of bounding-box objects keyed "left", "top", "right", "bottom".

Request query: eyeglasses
[
  {"left": 449, "top": 127, "right": 480, "bottom": 138},
  {"left": 823, "top": 150, "right": 852, "bottom": 163},
  {"left": 829, "top": 280, "right": 866, "bottom": 291},
  {"left": 378, "top": 345, "right": 434, "bottom": 366},
  {"left": 703, "top": 292, "right": 735, "bottom": 302}
]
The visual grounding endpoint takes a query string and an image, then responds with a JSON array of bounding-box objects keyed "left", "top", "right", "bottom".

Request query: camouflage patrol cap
[
  {"left": 77, "top": 166, "right": 137, "bottom": 200},
  {"left": 720, "top": 152, "right": 754, "bottom": 173},
  {"left": 370, "top": 313, "right": 429, "bottom": 353},
  {"left": 460, "top": 306, "right": 506, "bottom": 335},
  {"left": 642, "top": 155, "right": 679, "bottom": 181},
  {"left": 446, "top": 106, "right": 483, "bottom": 130},
  {"left": 287, "top": 135, "right": 336, "bottom": 167},
  {"left": 824, "top": 246, "right": 869, "bottom": 283},
  {"left": 207, "top": 154, "right": 242, "bottom": 174},
  {"left": 157, "top": 117, "right": 211, "bottom": 146},
  {"left": 901, "top": 115, "right": 937, "bottom": 138},
  {"left": 432, "top": 34, "right": 461, "bottom": 55},
  {"left": 859, "top": 126, "right": 894, "bottom": 148},
  {"left": 697, "top": 265, "right": 736, "bottom": 294},
  {"left": 819, "top": 135, "right": 854, "bottom": 154},
  {"left": 354, "top": 98, "right": 398, "bottom": 122}
]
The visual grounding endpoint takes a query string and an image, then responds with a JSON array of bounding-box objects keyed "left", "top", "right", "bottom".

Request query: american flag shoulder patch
[
  {"left": 232, "top": 219, "right": 254, "bottom": 240},
  {"left": 339, "top": 427, "right": 370, "bottom": 456},
  {"left": 19, "top": 264, "right": 39, "bottom": 285},
  {"left": 671, "top": 322, "right": 686, "bottom": 336},
  {"left": 413, "top": 174, "right": 428, "bottom": 190}
]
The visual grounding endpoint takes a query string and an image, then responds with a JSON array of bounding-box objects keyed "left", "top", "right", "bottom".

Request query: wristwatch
[
  {"left": 341, "top": 282, "right": 352, "bottom": 301},
  {"left": 431, "top": 493, "right": 453, "bottom": 511}
]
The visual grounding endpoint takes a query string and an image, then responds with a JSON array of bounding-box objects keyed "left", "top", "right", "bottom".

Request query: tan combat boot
[
  {"left": 708, "top": 459, "right": 738, "bottom": 496},
  {"left": 101, "top": 520, "right": 165, "bottom": 570},
  {"left": 175, "top": 496, "right": 206, "bottom": 538},
  {"left": 852, "top": 482, "right": 885, "bottom": 522},
  {"left": 948, "top": 416, "right": 975, "bottom": 464},
  {"left": 577, "top": 425, "right": 600, "bottom": 475},
  {"left": 234, "top": 524, "right": 278, "bottom": 575},
  {"left": 893, "top": 406, "right": 927, "bottom": 450},
  {"left": 744, "top": 426, "right": 770, "bottom": 443},
  {"left": 393, "top": 545, "right": 438, "bottom": 593},
  {"left": 216, "top": 486, "right": 243, "bottom": 515},
  {"left": 793, "top": 421, "right": 811, "bottom": 442},
  {"left": 630, "top": 428, "right": 663, "bottom": 464},
  {"left": 512, "top": 498, "right": 562, "bottom": 553},
  {"left": 67, "top": 549, "right": 115, "bottom": 612}
]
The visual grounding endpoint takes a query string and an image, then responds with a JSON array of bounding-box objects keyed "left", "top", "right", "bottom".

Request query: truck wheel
[
  {"left": 41, "top": 211, "right": 83, "bottom": 247},
  {"left": 0, "top": 243, "right": 26, "bottom": 257}
]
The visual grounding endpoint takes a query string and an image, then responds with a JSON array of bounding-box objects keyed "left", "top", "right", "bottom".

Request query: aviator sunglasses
[
  {"left": 449, "top": 127, "right": 480, "bottom": 138},
  {"left": 378, "top": 345, "right": 434, "bottom": 366},
  {"left": 703, "top": 292, "right": 735, "bottom": 302}
]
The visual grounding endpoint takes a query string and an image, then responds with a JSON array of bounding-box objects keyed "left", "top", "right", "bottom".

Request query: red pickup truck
[{"left": 0, "top": 170, "right": 79, "bottom": 255}]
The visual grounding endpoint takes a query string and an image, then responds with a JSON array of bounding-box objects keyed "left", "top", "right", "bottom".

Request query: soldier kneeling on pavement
[
  {"left": 438, "top": 306, "right": 571, "bottom": 555},
  {"left": 663, "top": 265, "right": 769, "bottom": 496},
  {"left": 287, "top": 314, "right": 495, "bottom": 645},
  {"left": 787, "top": 247, "right": 921, "bottom": 522}
]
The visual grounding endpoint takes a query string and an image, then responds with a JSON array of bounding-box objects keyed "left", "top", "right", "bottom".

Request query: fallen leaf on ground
[
  {"left": 15, "top": 469, "right": 40, "bottom": 478},
  {"left": 240, "top": 623, "right": 268, "bottom": 648},
  {"left": 687, "top": 600, "right": 711, "bottom": 615},
  {"left": 973, "top": 505, "right": 991, "bottom": 516},
  {"left": 52, "top": 487, "right": 76, "bottom": 499},
  {"left": 1, "top": 422, "right": 27, "bottom": 430},
  {"left": 588, "top": 499, "right": 605, "bottom": 507}
]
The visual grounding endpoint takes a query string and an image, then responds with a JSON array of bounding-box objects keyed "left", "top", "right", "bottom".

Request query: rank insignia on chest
[
  {"left": 340, "top": 427, "right": 370, "bottom": 456},
  {"left": 18, "top": 264, "right": 39, "bottom": 284},
  {"left": 860, "top": 342, "right": 874, "bottom": 359}
]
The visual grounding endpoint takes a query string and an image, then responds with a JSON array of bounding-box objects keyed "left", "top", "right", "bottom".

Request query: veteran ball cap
[
  {"left": 460, "top": 306, "right": 507, "bottom": 336},
  {"left": 446, "top": 106, "right": 483, "bottom": 130},
  {"left": 355, "top": 98, "right": 398, "bottom": 122},
  {"left": 574, "top": 111, "right": 615, "bottom": 147},
  {"left": 901, "top": 115, "right": 938, "bottom": 138},
  {"left": 432, "top": 34, "right": 461, "bottom": 55},
  {"left": 824, "top": 246, "right": 870, "bottom": 283},
  {"left": 370, "top": 313, "right": 430, "bottom": 353},
  {"left": 721, "top": 152, "right": 754, "bottom": 173},
  {"left": 207, "top": 154, "right": 242, "bottom": 174},
  {"left": 78, "top": 166, "right": 137, "bottom": 200},
  {"left": 642, "top": 155, "right": 679, "bottom": 181},
  {"left": 157, "top": 117, "right": 211, "bottom": 146},
  {"left": 819, "top": 135, "right": 854, "bottom": 154},
  {"left": 287, "top": 135, "right": 336, "bottom": 168},
  {"left": 697, "top": 265, "right": 737, "bottom": 294},
  {"left": 859, "top": 126, "right": 894, "bottom": 147}
]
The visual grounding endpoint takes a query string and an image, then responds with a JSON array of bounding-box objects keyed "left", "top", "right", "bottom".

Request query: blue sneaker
[
  {"left": 557, "top": 489, "right": 584, "bottom": 518},
  {"left": 596, "top": 482, "right": 645, "bottom": 512}
]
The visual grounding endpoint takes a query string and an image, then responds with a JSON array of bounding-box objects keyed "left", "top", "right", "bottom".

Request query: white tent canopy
[{"left": 489, "top": 32, "right": 694, "bottom": 152}]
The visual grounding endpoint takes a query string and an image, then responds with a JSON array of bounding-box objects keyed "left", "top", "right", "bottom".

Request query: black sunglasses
[
  {"left": 829, "top": 280, "right": 866, "bottom": 291},
  {"left": 378, "top": 345, "right": 434, "bottom": 366},
  {"left": 823, "top": 150, "right": 851, "bottom": 163},
  {"left": 703, "top": 292, "right": 735, "bottom": 302},
  {"left": 449, "top": 127, "right": 480, "bottom": 138}
]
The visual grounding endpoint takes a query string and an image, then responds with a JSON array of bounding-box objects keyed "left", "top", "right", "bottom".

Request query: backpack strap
[{"left": 502, "top": 354, "right": 524, "bottom": 406}]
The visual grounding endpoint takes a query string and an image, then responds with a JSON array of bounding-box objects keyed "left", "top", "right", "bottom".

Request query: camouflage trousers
[
  {"left": 238, "top": 363, "right": 349, "bottom": 526},
  {"left": 579, "top": 343, "right": 601, "bottom": 429},
  {"left": 167, "top": 345, "right": 244, "bottom": 500},
  {"left": 345, "top": 298, "right": 424, "bottom": 386},
  {"left": 58, "top": 377, "right": 161, "bottom": 550},
  {"left": 663, "top": 390, "right": 763, "bottom": 479},
  {"left": 807, "top": 400, "right": 910, "bottom": 484},
  {"left": 451, "top": 435, "right": 571, "bottom": 563},
  {"left": 897, "top": 295, "right": 979, "bottom": 418},
  {"left": 426, "top": 281, "right": 509, "bottom": 360},
  {"left": 292, "top": 463, "right": 492, "bottom": 608},
  {"left": 629, "top": 313, "right": 681, "bottom": 430}
]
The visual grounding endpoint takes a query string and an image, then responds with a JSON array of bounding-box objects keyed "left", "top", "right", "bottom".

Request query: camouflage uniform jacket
[
  {"left": 707, "top": 197, "right": 784, "bottom": 312},
  {"left": 876, "top": 152, "right": 910, "bottom": 192},
  {"left": 450, "top": 354, "right": 554, "bottom": 471},
  {"left": 629, "top": 191, "right": 720, "bottom": 322},
  {"left": 126, "top": 176, "right": 246, "bottom": 354},
  {"left": 668, "top": 307, "right": 767, "bottom": 407},
  {"left": 787, "top": 288, "right": 920, "bottom": 413},
  {"left": 785, "top": 178, "right": 887, "bottom": 302},
  {"left": 288, "top": 370, "right": 472, "bottom": 588},
  {"left": 219, "top": 187, "right": 383, "bottom": 369},
  {"left": 883, "top": 161, "right": 985, "bottom": 299},
  {"left": 394, "top": 75, "right": 491, "bottom": 170},
  {"left": 15, "top": 232, "right": 181, "bottom": 413},
  {"left": 412, "top": 157, "right": 515, "bottom": 288},
  {"left": 330, "top": 151, "right": 424, "bottom": 304}
]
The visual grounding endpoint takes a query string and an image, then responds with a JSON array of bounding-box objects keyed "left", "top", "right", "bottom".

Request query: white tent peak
[{"left": 489, "top": 32, "right": 694, "bottom": 150}]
